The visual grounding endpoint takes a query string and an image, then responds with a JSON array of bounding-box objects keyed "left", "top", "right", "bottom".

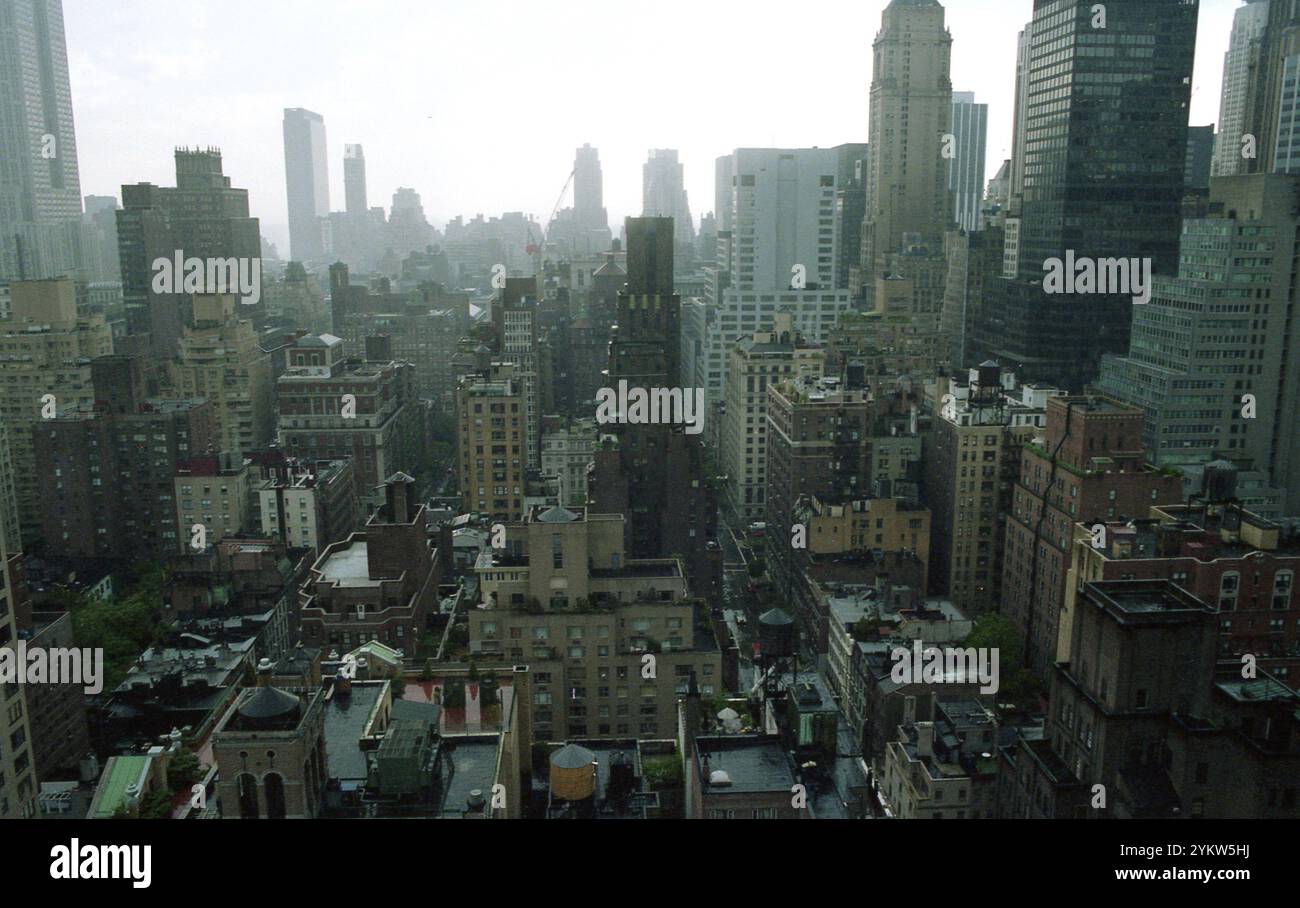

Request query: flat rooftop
[
  {"left": 319, "top": 542, "right": 378, "bottom": 587},
  {"left": 695, "top": 736, "right": 796, "bottom": 794},
  {"left": 324, "top": 682, "right": 386, "bottom": 783}
]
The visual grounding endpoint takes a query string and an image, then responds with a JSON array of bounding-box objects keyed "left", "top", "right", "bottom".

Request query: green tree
[{"left": 168, "top": 751, "right": 203, "bottom": 792}]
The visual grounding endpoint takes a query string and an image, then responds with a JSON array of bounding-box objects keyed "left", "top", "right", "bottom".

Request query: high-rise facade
[
  {"left": 642, "top": 150, "right": 695, "bottom": 256},
  {"left": 1098, "top": 173, "right": 1300, "bottom": 513},
  {"left": 117, "top": 148, "right": 262, "bottom": 359},
  {"left": 1214, "top": 0, "right": 1271, "bottom": 178},
  {"left": 700, "top": 148, "right": 856, "bottom": 403},
  {"left": 0, "top": 278, "right": 112, "bottom": 546},
  {"left": 949, "top": 92, "right": 988, "bottom": 234},
  {"left": 861, "top": 0, "right": 953, "bottom": 279},
  {"left": 283, "top": 108, "right": 330, "bottom": 262},
  {"left": 169, "top": 293, "right": 274, "bottom": 458},
  {"left": 343, "top": 144, "right": 367, "bottom": 217},
  {"left": 972, "top": 0, "right": 1198, "bottom": 390},
  {"left": 0, "top": 0, "right": 83, "bottom": 281},
  {"left": 457, "top": 361, "right": 526, "bottom": 523},
  {"left": 589, "top": 217, "right": 721, "bottom": 602}
]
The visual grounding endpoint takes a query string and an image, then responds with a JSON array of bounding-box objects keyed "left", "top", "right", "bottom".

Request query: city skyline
[{"left": 64, "top": 0, "right": 1239, "bottom": 254}]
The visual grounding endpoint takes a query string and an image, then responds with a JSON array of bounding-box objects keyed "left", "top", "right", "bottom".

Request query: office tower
[
  {"left": 276, "top": 334, "right": 426, "bottom": 512},
  {"left": 283, "top": 108, "right": 330, "bottom": 262},
  {"left": 1185, "top": 126, "right": 1215, "bottom": 191},
  {"left": 1099, "top": 174, "right": 1300, "bottom": 512},
  {"left": 37, "top": 355, "right": 217, "bottom": 561},
  {"left": 1009, "top": 26, "right": 1032, "bottom": 203},
  {"left": 81, "top": 194, "right": 120, "bottom": 281},
  {"left": 170, "top": 294, "right": 273, "bottom": 458},
  {"left": 720, "top": 313, "right": 823, "bottom": 523},
  {"left": 0, "top": 0, "right": 83, "bottom": 282},
  {"left": 300, "top": 474, "right": 440, "bottom": 649},
  {"left": 468, "top": 506, "right": 721, "bottom": 742},
  {"left": 492, "top": 278, "right": 541, "bottom": 470},
  {"left": 861, "top": 0, "right": 953, "bottom": 278},
  {"left": 939, "top": 226, "right": 1004, "bottom": 372},
  {"left": 1001, "top": 396, "right": 1184, "bottom": 676},
  {"left": 212, "top": 684, "right": 327, "bottom": 819},
  {"left": 573, "top": 143, "right": 611, "bottom": 240},
  {"left": 701, "top": 148, "right": 856, "bottom": 402},
  {"left": 457, "top": 361, "right": 526, "bottom": 523},
  {"left": 834, "top": 143, "right": 869, "bottom": 292},
  {"left": 588, "top": 217, "right": 721, "bottom": 602},
  {"left": 344, "top": 144, "right": 367, "bottom": 217},
  {"left": 547, "top": 144, "right": 613, "bottom": 257},
  {"left": 949, "top": 93, "right": 988, "bottom": 233},
  {"left": 117, "top": 148, "right": 262, "bottom": 359},
  {"left": 642, "top": 149, "right": 695, "bottom": 255},
  {"left": 0, "top": 278, "right": 112, "bottom": 546},
  {"left": 972, "top": 0, "right": 1198, "bottom": 390},
  {"left": 1213, "top": 0, "right": 1272, "bottom": 177},
  {"left": 923, "top": 363, "right": 1063, "bottom": 614},
  {"left": 385, "top": 187, "right": 437, "bottom": 258}
]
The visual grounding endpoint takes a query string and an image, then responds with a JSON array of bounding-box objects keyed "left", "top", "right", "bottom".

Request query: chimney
[
  {"left": 383, "top": 474, "right": 415, "bottom": 523},
  {"left": 915, "top": 721, "right": 935, "bottom": 758}
]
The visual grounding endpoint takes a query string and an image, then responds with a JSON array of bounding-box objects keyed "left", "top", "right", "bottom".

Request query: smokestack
[{"left": 915, "top": 721, "right": 935, "bottom": 758}]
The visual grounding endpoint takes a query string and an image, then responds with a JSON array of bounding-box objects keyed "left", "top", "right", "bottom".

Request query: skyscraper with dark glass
[{"left": 971, "top": 0, "right": 1199, "bottom": 391}]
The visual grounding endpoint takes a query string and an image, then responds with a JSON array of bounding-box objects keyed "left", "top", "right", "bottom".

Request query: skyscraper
[
  {"left": 698, "top": 148, "right": 855, "bottom": 402},
  {"left": 343, "top": 144, "right": 367, "bottom": 217},
  {"left": 949, "top": 92, "right": 988, "bottom": 234},
  {"left": 855, "top": 0, "right": 952, "bottom": 377},
  {"left": 1213, "top": 0, "right": 1271, "bottom": 178},
  {"left": 972, "top": 0, "right": 1198, "bottom": 391},
  {"left": 283, "top": 108, "right": 330, "bottom": 262},
  {"left": 589, "top": 217, "right": 721, "bottom": 602},
  {"left": 642, "top": 149, "right": 695, "bottom": 256},
  {"left": 116, "top": 148, "right": 261, "bottom": 359},
  {"left": 1098, "top": 174, "right": 1300, "bottom": 513},
  {"left": 861, "top": 0, "right": 953, "bottom": 276},
  {"left": 0, "top": 0, "right": 83, "bottom": 281},
  {"left": 573, "top": 143, "right": 608, "bottom": 234}
]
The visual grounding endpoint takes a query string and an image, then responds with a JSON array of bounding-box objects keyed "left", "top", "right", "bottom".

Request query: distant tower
[
  {"left": 949, "top": 92, "right": 988, "bottom": 233},
  {"left": 282, "top": 108, "right": 330, "bottom": 261},
  {"left": 344, "top": 144, "right": 367, "bottom": 217},
  {"left": 573, "top": 144, "right": 608, "bottom": 233},
  {"left": 642, "top": 149, "right": 695, "bottom": 257}
]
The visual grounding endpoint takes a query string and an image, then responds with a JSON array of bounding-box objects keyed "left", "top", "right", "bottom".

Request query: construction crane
[{"left": 526, "top": 167, "right": 576, "bottom": 269}]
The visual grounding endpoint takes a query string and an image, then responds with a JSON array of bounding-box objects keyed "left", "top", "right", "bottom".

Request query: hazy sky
[{"left": 66, "top": 0, "right": 1240, "bottom": 255}]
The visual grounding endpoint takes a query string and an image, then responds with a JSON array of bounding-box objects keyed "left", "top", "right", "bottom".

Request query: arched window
[
  {"left": 237, "top": 773, "right": 259, "bottom": 819},
  {"left": 264, "top": 772, "right": 287, "bottom": 820}
]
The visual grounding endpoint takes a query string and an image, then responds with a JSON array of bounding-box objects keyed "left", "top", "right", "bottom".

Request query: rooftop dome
[{"left": 235, "top": 686, "right": 301, "bottom": 729}]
